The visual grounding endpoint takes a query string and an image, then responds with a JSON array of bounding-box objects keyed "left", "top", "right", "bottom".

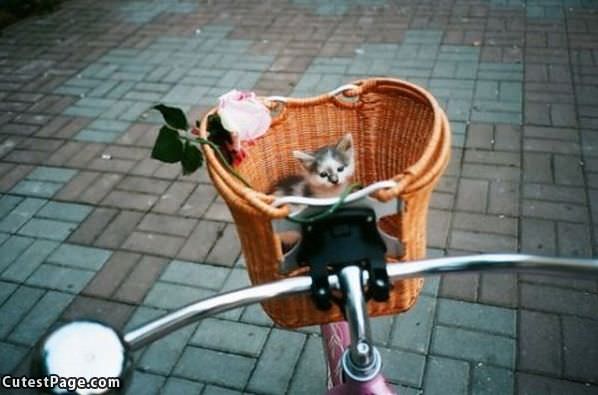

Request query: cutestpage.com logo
[{"left": 2, "top": 374, "right": 121, "bottom": 393}]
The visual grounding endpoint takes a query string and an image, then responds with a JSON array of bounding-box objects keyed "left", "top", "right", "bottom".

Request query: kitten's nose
[{"left": 329, "top": 175, "right": 339, "bottom": 184}]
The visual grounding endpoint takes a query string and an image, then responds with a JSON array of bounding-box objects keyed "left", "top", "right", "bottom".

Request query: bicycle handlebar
[
  {"left": 270, "top": 180, "right": 398, "bottom": 208},
  {"left": 124, "top": 253, "right": 598, "bottom": 349}
]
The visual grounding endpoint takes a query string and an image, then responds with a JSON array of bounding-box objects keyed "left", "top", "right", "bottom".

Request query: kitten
[
  {"left": 273, "top": 133, "right": 355, "bottom": 253},
  {"left": 274, "top": 133, "right": 355, "bottom": 198}
]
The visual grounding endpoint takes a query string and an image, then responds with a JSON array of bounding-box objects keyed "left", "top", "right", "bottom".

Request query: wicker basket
[{"left": 198, "top": 78, "right": 451, "bottom": 328}]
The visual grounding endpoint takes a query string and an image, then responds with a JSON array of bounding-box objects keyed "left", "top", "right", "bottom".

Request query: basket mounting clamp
[{"left": 296, "top": 207, "right": 391, "bottom": 310}]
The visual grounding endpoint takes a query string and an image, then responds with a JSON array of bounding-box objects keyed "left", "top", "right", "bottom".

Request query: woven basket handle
[{"left": 328, "top": 84, "right": 360, "bottom": 97}]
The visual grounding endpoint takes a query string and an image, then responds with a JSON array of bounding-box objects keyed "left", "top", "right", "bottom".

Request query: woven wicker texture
[{"left": 199, "top": 78, "right": 451, "bottom": 328}]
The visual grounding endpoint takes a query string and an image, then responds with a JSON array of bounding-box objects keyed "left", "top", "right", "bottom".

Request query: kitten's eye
[
  {"left": 337, "top": 166, "right": 344, "bottom": 172},
  {"left": 319, "top": 172, "right": 327, "bottom": 178}
]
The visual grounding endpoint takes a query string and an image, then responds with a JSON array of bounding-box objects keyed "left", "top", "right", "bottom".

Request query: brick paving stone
[
  {"left": 161, "top": 377, "right": 204, "bottom": 395},
  {"left": 138, "top": 322, "right": 197, "bottom": 375},
  {"left": 143, "top": 281, "right": 213, "bottom": 310},
  {"left": 18, "top": 218, "right": 78, "bottom": 241},
  {"left": 437, "top": 299, "right": 516, "bottom": 337},
  {"left": 518, "top": 310, "right": 561, "bottom": 376},
  {"left": 125, "top": 371, "right": 165, "bottom": 395},
  {"left": 0, "top": 194, "right": 23, "bottom": 218},
  {"left": 0, "top": 281, "right": 17, "bottom": 306},
  {"left": 153, "top": 181, "right": 196, "bottom": 214},
  {"left": 78, "top": 173, "right": 123, "bottom": 204},
  {"left": 431, "top": 325, "right": 515, "bottom": 368},
  {"left": 174, "top": 346, "right": 255, "bottom": 390},
  {"left": 378, "top": 347, "right": 426, "bottom": 388},
  {"left": 26, "top": 166, "right": 77, "bottom": 183},
  {"left": 52, "top": 170, "right": 95, "bottom": 200},
  {"left": 430, "top": 191, "right": 454, "bottom": 210},
  {"left": 247, "top": 329, "right": 306, "bottom": 394},
  {"left": 562, "top": 316, "right": 598, "bottom": 383},
  {"left": 82, "top": 251, "right": 140, "bottom": 298},
  {"left": 287, "top": 335, "right": 327, "bottom": 395},
  {"left": 427, "top": 209, "right": 450, "bottom": 248},
  {"left": 0, "top": 341, "right": 28, "bottom": 374},
  {"left": 114, "top": 256, "right": 168, "bottom": 304},
  {"left": 479, "top": 273, "right": 518, "bottom": 308},
  {"left": 440, "top": 269, "right": 479, "bottom": 302},
  {"left": 0, "top": 197, "right": 46, "bottom": 233},
  {"left": 205, "top": 224, "right": 241, "bottom": 267},
  {"left": 118, "top": 175, "right": 171, "bottom": 195},
  {"left": 10, "top": 180, "right": 64, "bottom": 198},
  {"left": 240, "top": 303, "right": 273, "bottom": 327},
  {"left": 160, "top": 260, "right": 229, "bottom": 290},
  {"left": 456, "top": 178, "right": 488, "bottom": 212},
  {"left": 36, "top": 201, "right": 92, "bottom": 222},
  {"left": 191, "top": 318, "right": 269, "bottom": 357},
  {"left": 203, "top": 200, "right": 234, "bottom": 222},
  {"left": 520, "top": 271, "right": 597, "bottom": 291},
  {"left": 122, "top": 231, "right": 185, "bottom": 257},
  {"left": 557, "top": 222, "right": 593, "bottom": 257},
  {"left": 520, "top": 218, "right": 556, "bottom": 255},
  {"left": 0, "top": 285, "right": 44, "bottom": 338},
  {"left": 95, "top": 210, "right": 143, "bottom": 249},
  {"left": 9, "top": 291, "right": 73, "bottom": 346},
  {"left": 523, "top": 183, "right": 586, "bottom": 204},
  {"left": 464, "top": 150, "right": 520, "bottom": 167},
  {"left": 524, "top": 138, "right": 581, "bottom": 155},
  {"left": 0, "top": 235, "right": 35, "bottom": 273},
  {"left": 522, "top": 200, "right": 588, "bottom": 222},
  {"left": 554, "top": 155, "right": 585, "bottom": 186},
  {"left": 423, "top": 356, "right": 469, "bottom": 395},
  {"left": 523, "top": 152, "right": 553, "bottom": 183},
  {"left": 371, "top": 316, "right": 394, "bottom": 345},
  {"left": 472, "top": 364, "right": 514, "bottom": 395},
  {"left": 68, "top": 207, "right": 118, "bottom": 244},
  {"left": 452, "top": 212, "right": 517, "bottom": 236},
  {"left": 390, "top": 295, "right": 436, "bottom": 354},
  {"left": 178, "top": 220, "right": 225, "bottom": 262},
  {"left": 450, "top": 230, "right": 517, "bottom": 253},
  {"left": 63, "top": 296, "right": 133, "bottom": 329},
  {"left": 67, "top": 143, "right": 104, "bottom": 168},
  {"left": 26, "top": 264, "right": 96, "bottom": 294},
  {"left": 462, "top": 163, "right": 520, "bottom": 182},
  {"left": 517, "top": 373, "right": 597, "bottom": 395},
  {"left": 102, "top": 190, "right": 158, "bottom": 210},
  {"left": 138, "top": 213, "right": 197, "bottom": 237},
  {"left": 47, "top": 243, "right": 112, "bottom": 271},
  {"left": 520, "top": 283, "right": 598, "bottom": 319},
  {"left": 202, "top": 386, "right": 242, "bottom": 395},
  {"left": 1, "top": 239, "right": 59, "bottom": 282}
]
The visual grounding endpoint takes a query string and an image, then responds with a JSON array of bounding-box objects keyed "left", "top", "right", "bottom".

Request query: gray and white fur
[{"left": 274, "top": 133, "right": 355, "bottom": 199}]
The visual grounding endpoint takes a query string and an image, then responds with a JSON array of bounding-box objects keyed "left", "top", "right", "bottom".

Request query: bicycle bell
[{"left": 31, "top": 320, "right": 132, "bottom": 394}]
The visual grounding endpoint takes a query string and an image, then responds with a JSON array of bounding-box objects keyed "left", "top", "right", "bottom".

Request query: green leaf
[
  {"left": 181, "top": 141, "right": 203, "bottom": 175},
  {"left": 151, "top": 126, "right": 183, "bottom": 163},
  {"left": 153, "top": 104, "right": 188, "bottom": 130}
]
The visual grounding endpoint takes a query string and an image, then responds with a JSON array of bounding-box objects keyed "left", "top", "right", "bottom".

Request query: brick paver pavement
[{"left": 0, "top": 0, "right": 597, "bottom": 394}]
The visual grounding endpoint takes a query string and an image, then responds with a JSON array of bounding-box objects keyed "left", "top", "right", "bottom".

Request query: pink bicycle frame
[{"left": 321, "top": 322, "right": 396, "bottom": 395}]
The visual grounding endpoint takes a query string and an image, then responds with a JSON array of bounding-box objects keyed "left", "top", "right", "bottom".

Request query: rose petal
[{"left": 218, "top": 99, "right": 271, "bottom": 140}]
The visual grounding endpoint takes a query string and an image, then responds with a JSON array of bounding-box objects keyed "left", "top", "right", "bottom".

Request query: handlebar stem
[{"left": 338, "top": 266, "right": 382, "bottom": 381}]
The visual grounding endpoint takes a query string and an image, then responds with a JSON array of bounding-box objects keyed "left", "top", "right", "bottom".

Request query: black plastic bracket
[{"left": 297, "top": 207, "right": 391, "bottom": 310}]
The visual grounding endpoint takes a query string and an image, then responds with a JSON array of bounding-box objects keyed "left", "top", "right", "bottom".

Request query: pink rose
[
  {"left": 218, "top": 90, "right": 271, "bottom": 144},
  {"left": 217, "top": 90, "right": 271, "bottom": 165}
]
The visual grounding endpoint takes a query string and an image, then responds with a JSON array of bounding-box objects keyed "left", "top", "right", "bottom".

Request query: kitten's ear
[
  {"left": 293, "top": 150, "right": 316, "bottom": 169},
  {"left": 336, "top": 133, "right": 353, "bottom": 153}
]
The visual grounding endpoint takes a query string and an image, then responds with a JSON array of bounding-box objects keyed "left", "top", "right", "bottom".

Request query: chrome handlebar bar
[
  {"left": 34, "top": 253, "right": 598, "bottom": 395},
  {"left": 124, "top": 253, "right": 598, "bottom": 350}
]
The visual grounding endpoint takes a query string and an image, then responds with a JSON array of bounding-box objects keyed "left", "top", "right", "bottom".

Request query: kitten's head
[{"left": 292, "top": 133, "right": 354, "bottom": 189}]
